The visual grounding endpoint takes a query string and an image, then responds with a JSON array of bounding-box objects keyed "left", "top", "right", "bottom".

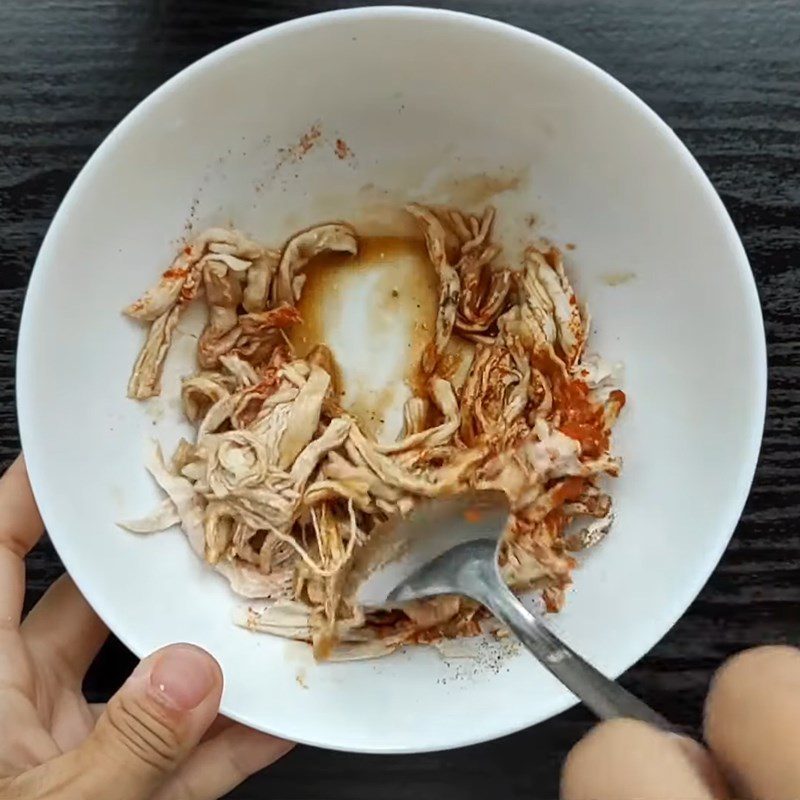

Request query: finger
[
  {"left": 561, "top": 718, "right": 728, "bottom": 800},
  {"left": 154, "top": 724, "right": 294, "bottom": 800},
  {"left": 705, "top": 645, "right": 800, "bottom": 800},
  {"left": 0, "top": 456, "right": 44, "bottom": 626},
  {"left": 22, "top": 574, "right": 108, "bottom": 683},
  {"left": 200, "top": 714, "right": 236, "bottom": 743},
  {"left": 13, "top": 644, "right": 223, "bottom": 800}
]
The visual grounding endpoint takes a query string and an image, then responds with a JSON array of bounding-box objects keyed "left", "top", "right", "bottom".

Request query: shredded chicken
[{"left": 122, "top": 207, "right": 625, "bottom": 659}]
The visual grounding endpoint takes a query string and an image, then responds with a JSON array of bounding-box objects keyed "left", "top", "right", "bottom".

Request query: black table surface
[{"left": 2, "top": 1, "right": 799, "bottom": 797}]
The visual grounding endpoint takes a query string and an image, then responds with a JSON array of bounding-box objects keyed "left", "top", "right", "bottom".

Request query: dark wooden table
[{"left": 3, "top": 1, "right": 798, "bottom": 797}]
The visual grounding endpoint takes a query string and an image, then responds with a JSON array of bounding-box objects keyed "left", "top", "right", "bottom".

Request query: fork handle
[{"left": 471, "top": 559, "right": 671, "bottom": 729}]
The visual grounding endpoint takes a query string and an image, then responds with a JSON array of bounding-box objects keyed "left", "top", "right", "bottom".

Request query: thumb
[
  {"left": 561, "top": 719, "right": 728, "bottom": 800},
  {"left": 76, "top": 643, "right": 223, "bottom": 800}
]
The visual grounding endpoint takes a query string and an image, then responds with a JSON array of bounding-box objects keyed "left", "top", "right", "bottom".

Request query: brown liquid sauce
[
  {"left": 288, "top": 236, "right": 439, "bottom": 438},
  {"left": 427, "top": 172, "right": 523, "bottom": 207}
]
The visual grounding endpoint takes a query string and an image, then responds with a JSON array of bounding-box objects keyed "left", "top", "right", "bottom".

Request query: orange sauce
[{"left": 532, "top": 348, "right": 610, "bottom": 457}]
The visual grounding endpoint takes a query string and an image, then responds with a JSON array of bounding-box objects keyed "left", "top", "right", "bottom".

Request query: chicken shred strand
[{"left": 122, "top": 206, "right": 625, "bottom": 659}]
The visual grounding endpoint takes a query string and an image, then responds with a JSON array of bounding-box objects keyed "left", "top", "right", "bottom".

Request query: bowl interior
[{"left": 18, "top": 8, "right": 765, "bottom": 752}]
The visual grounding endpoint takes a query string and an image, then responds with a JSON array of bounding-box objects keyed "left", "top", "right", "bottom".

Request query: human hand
[
  {"left": 561, "top": 645, "right": 800, "bottom": 799},
  {"left": 0, "top": 456, "right": 293, "bottom": 800}
]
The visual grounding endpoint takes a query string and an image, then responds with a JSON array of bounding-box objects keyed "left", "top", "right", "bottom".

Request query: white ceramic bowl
[{"left": 18, "top": 8, "right": 766, "bottom": 753}]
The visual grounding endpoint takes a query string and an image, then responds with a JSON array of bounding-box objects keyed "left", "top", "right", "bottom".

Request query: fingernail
[{"left": 148, "top": 644, "right": 219, "bottom": 710}]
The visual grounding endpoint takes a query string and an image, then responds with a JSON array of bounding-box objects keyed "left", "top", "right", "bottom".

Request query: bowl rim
[{"left": 17, "top": 5, "right": 767, "bottom": 753}]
